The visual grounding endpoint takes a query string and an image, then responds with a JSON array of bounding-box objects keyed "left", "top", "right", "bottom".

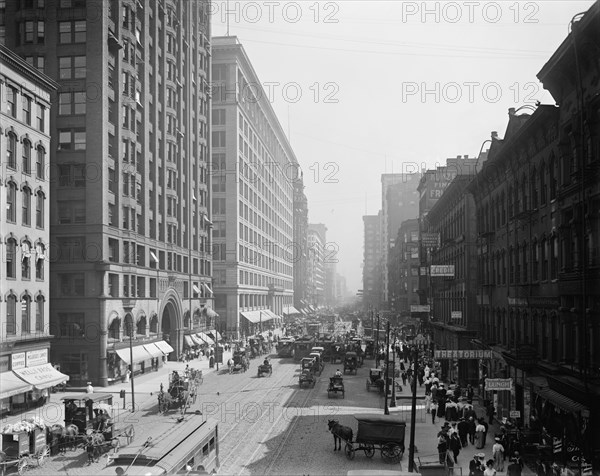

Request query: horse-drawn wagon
[
  {"left": 344, "top": 352, "right": 359, "bottom": 375},
  {"left": 345, "top": 414, "right": 406, "bottom": 463},
  {"left": 299, "top": 357, "right": 316, "bottom": 388},
  {"left": 62, "top": 393, "right": 114, "bottom": 435},
  {"left": 231, "top": 348, "right": 250, "bottom": 373},
  {"left": 327, "top": 376, "right": 345, "bottom": 398},
  {"left": 308, "top": 352, "right": 324, "bottom": 376},
  {"left": 0, "top": 418, "right": 49, "bottom": 475},
  {"left": 257, "top": 359, "right": 273, "bottom": 377},
  {"left": 366, "top": 368, "right": 385, "bottom": 393},
  {"left": 157, "top": 368, "right": 200, "bottom": 413}
]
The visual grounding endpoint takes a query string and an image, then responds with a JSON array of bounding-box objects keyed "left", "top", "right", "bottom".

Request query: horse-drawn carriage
[
  {"left": 299, "top": 357, "right": 316, "bottom": 388},
  {"left": 344, "top": 352, "right": 359, "bottom": 375},
  {"left": 0, "top": 418, "right": 49, "bottom": 475},
  {"left": 157, "top": 368, "right": 200, "bottom": 413},
  {"left": 364, "top": 338, "right": 375, "bottom": 359},
  {"left": 366, "top": 368, "right": 385, "bottom": 393},
  {"left": 257, "top": 359, "right": 273, "bottom": 377},
  {"left": 327, "top": 376, "right": 345, "bottom": 398},
  {"left": 231, "top": 348, "right": 250, "bottom": 373},
  {"left": 345, "top": 414, "right": 406, "bottom": 463},
  {"left": 308, "top": 352, "right": 324, "bottom": 376},
  {"left": 331, "top": 343, "right": 345, "bottom": 364}
]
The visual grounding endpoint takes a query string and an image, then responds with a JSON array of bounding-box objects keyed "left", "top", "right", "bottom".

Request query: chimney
[
  {"left": 463, "top": 154, "right": 469, "bottom": 159},
  {"left": 491, "top": 131, "right": 498, "bottom": 140},
  {"left": 456, "top": 155, "right": 461, "bottom": 159},
  {"left": 508, "top": 107, "right": 516, "bottom": 116}
]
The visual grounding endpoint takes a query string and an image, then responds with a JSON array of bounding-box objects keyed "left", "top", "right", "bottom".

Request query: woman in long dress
[
  {"left": 492, "top": 438, "right": 505, "bottom": 471},
  {"left": 475, "top": 422, "right": 486, "bottom": 449}
]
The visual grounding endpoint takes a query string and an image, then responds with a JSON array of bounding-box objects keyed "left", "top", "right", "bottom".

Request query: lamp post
[
  {"left": 127, "top": 318, "right": 135, "bottom": 411},
  {"left": 375, "top": 312, "right": 381, "bottom": 367},
  {"left": 390, "top": 329, "right": 397, "bottom": 408},
  {"left": 408, "top": 345, "right": 419, "bottom": 472},
  {"left": 383, "top": 321, "right": 391, "bottom": 415}
]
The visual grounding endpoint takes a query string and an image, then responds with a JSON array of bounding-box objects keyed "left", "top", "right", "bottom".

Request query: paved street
[{"left": 3, "top": 350, "right": 536, "bottom": 476}]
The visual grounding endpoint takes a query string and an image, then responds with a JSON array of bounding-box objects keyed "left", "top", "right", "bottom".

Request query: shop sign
[
  {"left": 486, "top": 378, "right": 513, "bottom": 390},
  {"left": 12, "top": 352, "right": 26, "bottom": 370},
  {"left": 435, "top": 350, "right": 491, "bottom": 359},
  {"left": 451, "top": 311, "right": 462, "bottom": 320},
  {"left": 421, "top": 233, "right": 440, "bottom": 248},
  {"left": 26, "top": 349, "right": 48, "bottom": 367},
  {"left": 410, "top": 305, "right": 430, "bottom": 313},
  {"left": 430, "top": 265, "right": 455, "bottom": 277},
  {"left": 0, "top": 355, "right": 9, "bottom": 372},
  {"left": 509, "top": 410, "right": 521, "bottom": 418}
]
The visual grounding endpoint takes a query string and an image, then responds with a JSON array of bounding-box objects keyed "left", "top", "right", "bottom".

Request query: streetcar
[
  {"left": 293, "top": 336, "right": 316, "bottom": 362},
  {"left": 97, "top": 413, "right": 219, "bottom": 475},
  {"left": 276, "top": 337, "right": 295, "bottom": 358}
]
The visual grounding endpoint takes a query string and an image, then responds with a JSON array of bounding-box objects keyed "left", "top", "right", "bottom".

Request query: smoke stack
[
  {"left": 463, "top": 155, "right": 469, "bottom": 159},
  {"left": 508, "top": 107, "right": 516, "bottom": 116},
  {"left": 456, "top": 155, "right": 461, "bottom": 159},
  {"left": 491, "top": 131, "right": 498, "bottom": 140}
]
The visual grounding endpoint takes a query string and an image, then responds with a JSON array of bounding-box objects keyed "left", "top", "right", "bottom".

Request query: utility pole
[
  {"left": 384, "top": 321, "right": 390, "bottom": 415},
  {"left": 375, "top": 312, "right": 381, "bottom": 367},
  {"left": 408, "top": 346, "right": 419, "bottom": 472},
  {"left": 128, "top": 319, "right": 135, "bottom": 411},
  {"left": 390, "top": 329, "right": 397, "bottom": 407}
]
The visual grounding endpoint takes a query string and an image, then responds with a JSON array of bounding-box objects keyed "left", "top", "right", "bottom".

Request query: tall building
[
  {"left": 211, "top": 36, "right": 297, "bottom": 338},
  {"left": 388, "top": 218, "right": 420, "bottom": 319},
  {"left": 471, "top": 3, "right": 600, "bottom": 461},
  {"left": 362, "top": 213, "right": 382, "bottom": 310},
  {"left": 0, "top": 45, "right": 68, "bottom": 415},
  {"left": 307, "top": 224, "right": 327, "bottom": 309},
  {"left": 381, "top": 173, "right": 421, "bottom": 309},
  {"left": 292, "top": 171, "right": 309, "bottom": 313},
  {"left": 4, "top": 0, "right": 213, "bottom": 386}
]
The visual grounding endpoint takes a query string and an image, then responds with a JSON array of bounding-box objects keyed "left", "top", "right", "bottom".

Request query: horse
[
  {"left": 50, "top": 423, "right": 79, "bottom": 453},
  {"left": 327, "top": 420, "right": 353, "bottom": 451},
  {"left": 85, "top": 432, "right": 106, "bottom": 464},
  {"left": 227, "top": 358, "right": 234, "bottom": 374}
]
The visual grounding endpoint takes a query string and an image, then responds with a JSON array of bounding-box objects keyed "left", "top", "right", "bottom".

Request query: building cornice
[{"left": 0, "top": 45, "right": 60, "bottom": 92}]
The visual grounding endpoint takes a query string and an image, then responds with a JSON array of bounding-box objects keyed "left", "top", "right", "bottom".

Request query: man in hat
[
  {"left": 86, "top": 381, "right": 94, "bottom": 394},
  {"left": 437, "top": 427, "right": 449, "bottom": 464},
  {"left": 507, "top": 457, "right": 522, "bottom": 476},
  {"left": 469, "top": 454, "right": 484, "bottom": 476},
  {"left": 458, "top": 417, "right": 469, "bottom": 447}
]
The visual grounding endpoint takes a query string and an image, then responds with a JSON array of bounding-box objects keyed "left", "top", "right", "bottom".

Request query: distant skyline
[{"left": 211, "top": 0, "right": 595, "bottom": 292}]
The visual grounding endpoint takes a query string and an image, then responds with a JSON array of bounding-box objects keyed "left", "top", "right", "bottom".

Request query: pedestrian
[
  {"left": 401, "top": 372, "right": 407, "bottom": 386},
  {"left": 507, "top": 457, "right": 522, "bottom": 476},
  {"left": 469, "top": 454, "right": 484, "bottom": 476},
  {"left": 484, "top": 459, "right": 497, "bottom": 476},
  {"left": 458, "top": 417, "right": 469, "bottom": 447},
  {"left": 425, "top": 393, "right": 432, "bottom": 414},
  {"left": 513, "top": 451, "right": 524, "bottom": 469},
  {"left": 492, "top": 437, "right": 505, "bottom": 471},
  {"left": 475, "top": 420, "right": 486, "bottom": 449},
  {"left": 467, "top": 384, "right": 474, "bottom": 403},
  {"left": 437, "top": 429, "right": 449, "bottom": 464},
  {"left": 481, "top": 418, "right": 489, "bottom": 446},
  {"left": 486, "top": 403, "right": 496, "bottom": 425},
  {"left": 86, "top": 381, "right": 94, "bottom": 394},
  {"left": 431, "top": 401, "right": 438, "bottom": 424},
  {"left": 449, "top": 431, "right": 461, "bottom": 463}
]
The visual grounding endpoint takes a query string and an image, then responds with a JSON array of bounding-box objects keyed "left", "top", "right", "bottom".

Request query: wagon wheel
[
  {"left": 381, "top": 443, "right": 402, "bottom": 464},
  {"left": 345, "top": 442, "right": 355, "bottom": 460},
  {"left": 18, "top": 457, "right": 29, "bottom": 475},
  {"left": 363, "top": 443, "right": 375, "bottom": 458},
  {"left": 36, "top": 445, "right": 50, "bottom": 466}
]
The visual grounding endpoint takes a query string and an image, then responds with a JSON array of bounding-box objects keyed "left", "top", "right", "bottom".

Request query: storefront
[
  {"left": 111, "top": 341, "right": 172, "bottom": 380},
  {"left": 1, "top": 349, "right": 69, "bottom": 416}
]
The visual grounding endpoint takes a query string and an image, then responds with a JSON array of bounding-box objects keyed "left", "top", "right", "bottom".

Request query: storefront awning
[
  {"left": 143, "top": 344, "right": 164, "bottom": 359},
  {"left": 207, "top": 329, "right": 222, "bottom": 342},
  {"left": 536, "top": 387, "right": 589, "bottom": 414},
  {"left": 196, "top": 332, "right": 214, "bottom": 345},
  {"left": 240, "top": 310, "right": 262, "bottom": 324},
  {"left": 262, "top": 310, "right": 279, "bottom": 322},
  {"left": 184, "top": 335, "right": 195, "bottom": 347},
  {"left": 154, "top": 341, "right": 174, "bottom": 354},
  {"left": 203, "top": 306, "right": 219, "bottom": 318},
  {"left": 115, "top": 345, "right": 152, "bottom": 365},
  {"left": 13, "top": 364, "right": 70, "bottom": 390},
  {"left": 190, "top": 334, "right": 204, "bottom": 346},
  {"left": 283, "top": 306, "right": 301, "bottom": 315},
  {"left": 0, "top": 371, "right": 33, "bottom": 398}
]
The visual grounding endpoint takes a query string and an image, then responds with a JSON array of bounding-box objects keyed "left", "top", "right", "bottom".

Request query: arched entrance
[{"left": 161, "top": 300, "right": 179, "bottom": 361}]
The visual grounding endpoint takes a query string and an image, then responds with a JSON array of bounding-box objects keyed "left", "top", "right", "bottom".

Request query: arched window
[
  {"left": 136, "top": 315, "right": 147, "bottom": 335},
  {"left": 22, "top": 139, "right": 32, "bottom": 174},
  {"left": 124, "top": 314, "right": 134, "bottom": 337},
  {"left": 6, "top": 294, "right": 17, "bottom": 335},
  {"left": 184, "top": 311, "right": 191, "bottom": 328},
  {"left": 35, "top": 243, "right": 45, "bottom": 280},
  {"left": 36, "top": 191, "right": 45, "bottom": 228},
  {"left": 21, "top": 241, "right": 32, "bottom": 279},
  {"left": 6, "top": 182, "right": 17, "bottom": 223},
  {"left": 109, "top": 317, "right": 120, "bottom": 340},
  {"left": 149, "top": 314, "right": 158, "bottom": 333},
  {"left": 36, "top": 295, "right": 44, "bottom": 332},
  {"left": 36, "top": 145, "right": 45, "bottom": 179},
  {"left": 21, "top": 294, "right": 31, "bottom": 333},
  {"left": 531, "top": 168, "right": 538, "bottom": 209},
  {"left": 6, "top": 238, "right": 17, "bottom": 278},
  {"left": 22, "top": 186, "right": 31, "bottom": 226},
  {"left": 540, "top": 163, "right": 547, "bottom": 205},
  {"left": 7, "top": 133, "right": 17, "bottom": 169},
  {"left": 501, "top": 192, "right": 506, "bottom": 224}
]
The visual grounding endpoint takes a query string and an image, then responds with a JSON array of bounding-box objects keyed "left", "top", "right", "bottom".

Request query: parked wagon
[
  {"left": 327, "top": 376, "right": 345, "bottom": 398},
  {"left": 366, "top": 368, "right": 385, "bottom": 393},
  {"left": 0, "top": 418, "right": 49, "bottom": 475},
  {"left": 62, "top": 393, "right": 114, "bottom": 435},
  {"left": 345, "top": 414, "right": 406, "bottom": 463},
  {"left": 344, "top": 352, "right": 359, "bottom": 375}
]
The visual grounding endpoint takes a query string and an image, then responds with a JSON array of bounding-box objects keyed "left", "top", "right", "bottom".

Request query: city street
[{"left": 10, "top": 349, "right": 535, "bottom": 476}]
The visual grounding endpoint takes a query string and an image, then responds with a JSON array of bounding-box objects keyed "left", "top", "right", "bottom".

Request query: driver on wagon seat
[
  {"left": 335, "top": 369, "right": 342, "bottom": 377},
  {"left": 263, "top": 358, "right": 270, "bottom": 366}
]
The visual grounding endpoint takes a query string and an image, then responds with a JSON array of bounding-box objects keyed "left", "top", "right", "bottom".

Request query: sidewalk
[{"left": 0, "top": 350, "right": 232, "bottom": 429}]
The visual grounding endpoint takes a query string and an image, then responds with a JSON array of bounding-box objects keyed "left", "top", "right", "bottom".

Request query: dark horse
[
  {"left": 50, "top": 423, "right": 79, "bottom": 453},
  {"left": 327, "top": 420, "right": 353, "bottom": 451}
]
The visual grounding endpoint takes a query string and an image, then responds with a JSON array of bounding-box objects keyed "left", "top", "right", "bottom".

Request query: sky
[{"left": 210, "top": 0, "right": 596, "bottom": 292}]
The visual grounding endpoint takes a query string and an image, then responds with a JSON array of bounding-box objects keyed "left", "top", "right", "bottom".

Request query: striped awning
[
  {"left": 240, "top": 310, "right": 262, "bottom": 324},
  {"left": 183, "top": 335, "right": 195, "bottom": 347},
  {"left": 143, "top": 344, "right": 164, "bottom": 358},
  {"left": 535, "top": 387, "right": 589, "bottom": 414},
  {"left": 154, "top": 341, "right": 174, "bottom": 354},
  {"left": 116, "top": 345, "right": 152, "bottom": 365},
  {"left": 13, "top": 364, "right": 70, "bottom": 390},
  {"left": 190, "top": 334, "right": 204, "bottom": 346},
  {"left": 196, "top": 332, "right": 214, "bottom": 345},
  {"left": 0, "top": 371, "right": 33, "bottom": 399},
  {"left": 283, "top": 306, "right": 301, "bottom": 315}
]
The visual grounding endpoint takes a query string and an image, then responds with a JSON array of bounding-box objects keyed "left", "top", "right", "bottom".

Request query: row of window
[
  {"left": 4, "top": 239, "right": 45, "bottom": 280},
  {"left": 4, "top": 293, "right": 45, "bottom": 336},
  {"left": 4, "top": 134, "right": 46, "bottom": 178},
  {"left": 5, "top": 182, "right": 46, "bottom": 229},
  {"left": 4, "top": 88, "right": 46, "bottom": 132}
]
